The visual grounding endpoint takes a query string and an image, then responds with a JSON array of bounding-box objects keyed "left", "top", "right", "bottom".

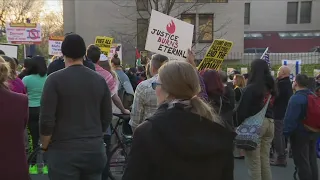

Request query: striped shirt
[{"left": 95, "top": 64, "right": 117, "bottom": 96}]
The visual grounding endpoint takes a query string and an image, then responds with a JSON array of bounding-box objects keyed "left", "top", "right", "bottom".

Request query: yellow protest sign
[
  {"left": 95, "top": 36, "right": 113, "bottom": 56},
  {"left": 197, "top": 39, "right": 233, "bottom": 71}
]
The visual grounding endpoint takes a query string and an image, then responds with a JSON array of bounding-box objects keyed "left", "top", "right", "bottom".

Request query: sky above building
[{"left": 44, "top": 0, "right": 62, "bottom": 12}]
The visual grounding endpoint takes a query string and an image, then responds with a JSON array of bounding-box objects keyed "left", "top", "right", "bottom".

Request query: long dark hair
[
  {"left": 18, "top": 58, "right": 32, "bottom": 79},
  {"left": 248, "top": 59, "right": 276, "bottom": 96},
  {"left": 28, "top": 56, "right": 47, "bottom": 77}
]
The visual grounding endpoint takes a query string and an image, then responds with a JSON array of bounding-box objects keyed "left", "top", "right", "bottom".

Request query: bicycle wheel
[
  {"left": 107, "top": 143, "right": 131, "bottom": 180},
  {"left": 28, "top": 147, "right": 48, "bottom": 179}
]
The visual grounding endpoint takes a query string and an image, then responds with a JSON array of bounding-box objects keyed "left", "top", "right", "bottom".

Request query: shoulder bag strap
[
  {"left": 260, "top": 95, "right": 272, "bottom": 113},
  {"left": 219, "top": 96, "right": 223, "bottom": 115}
]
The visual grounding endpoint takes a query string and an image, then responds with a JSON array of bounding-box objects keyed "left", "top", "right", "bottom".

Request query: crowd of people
[{"left": 0, "top": 33, "right": 319, "bottom": 180}]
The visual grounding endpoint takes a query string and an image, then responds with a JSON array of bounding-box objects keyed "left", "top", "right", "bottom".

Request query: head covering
[
  {"left": 100, "top": 54, "right": 108, "bottom": 62},
  {"left": 61, "top": 34, "right": 86, "bottom": 59}
]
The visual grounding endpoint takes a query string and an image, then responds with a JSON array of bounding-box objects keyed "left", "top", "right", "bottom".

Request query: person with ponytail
[
  {"left": 123, "top": 61, "right": 235, "bottom": 180},
  {"left": 0, "top": 57, "right": 29, "bottom": 180}
]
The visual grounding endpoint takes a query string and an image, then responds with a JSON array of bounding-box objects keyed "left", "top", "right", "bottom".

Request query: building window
[
  {"left": 244, "top": 3, "right": 250, "bottom": 25},
  {"left": 198, "top": 14, "right": 213, "bottom": 43},
  {"left": 181, "top": 14, "right": 196, "bottom": 42},
  {"left": 300, "top": 1, "right": 312, "bottom": 23},
  {"left": 244, "top": 33, "right": 263, "bottom": 39},
  {"left": 287, "top": 2, "right": 298, "bottom": 24},
  {"left": 137, "top": 19, "right": 148, "bottom": 50},
  {"left": 178, "top": 0, "right": 228, "bottom": 2},
  {"left": 197, "top": 0, "right": 228, "bottom": 2},
  {"left": 136, "top": 0, "right": 148, "bottom": 11}
]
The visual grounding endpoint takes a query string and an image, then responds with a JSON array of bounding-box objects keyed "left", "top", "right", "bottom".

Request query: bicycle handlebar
[{"left": 113, "top": 113, "right": 130, "bottom": 121}]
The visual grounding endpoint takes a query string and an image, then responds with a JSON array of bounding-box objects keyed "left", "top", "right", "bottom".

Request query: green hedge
[{"left": 220, "top": 64, "right": 320, "bottom": 77}]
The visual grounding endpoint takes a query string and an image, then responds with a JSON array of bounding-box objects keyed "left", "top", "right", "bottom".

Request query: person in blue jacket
[{"left": 283, "top": 74, "right": 318, "bottom": 180}]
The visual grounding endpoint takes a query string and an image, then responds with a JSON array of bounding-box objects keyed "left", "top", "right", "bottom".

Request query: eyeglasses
[{"left": 151, "top": 82, "right": 162, "bottom": 90}]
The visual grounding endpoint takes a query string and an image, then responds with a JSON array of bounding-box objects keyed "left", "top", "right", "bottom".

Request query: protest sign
[
  {"left": 241, "top": 67, "right": 248, "bottom": 74},
  {"left": 48, "top": 36, "right": 64, "bottom": 56},
  {"left": 109, "top": 44, "right": 122, "bottom": 60},
  {"left": 282, "top": 60, "right": 301, "bottom": 81},
  {"left": 271, "top": 71, "right": 275, "bottom": 77},
  {"left": 227, "top": 68, "right": 235, "bottom": 76},
  {"left": 198, "top": 39, "right": 233, "bottom": 71},
  {"left": 95, "top": 36, "right": 113, "bottom": 56},
  {"left": 0, "top": 44, "right": 18, "bottom": 58},
  {"left": 314, "top": 69, "right": 320, "bottom": 77},
  {"left": 5, "top": 23, "right": 42, "bottom": 44},
  {"left": 145, "top": 10, "right": 194, "bottom": 61}
]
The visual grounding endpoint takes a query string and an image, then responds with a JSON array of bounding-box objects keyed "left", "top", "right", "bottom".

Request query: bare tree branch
[
  {"left": 109, "top": 0, "right": 230, "bottom": 60},
  {"left": 0, "top": 0, "right": 44, "bottom": 34}
]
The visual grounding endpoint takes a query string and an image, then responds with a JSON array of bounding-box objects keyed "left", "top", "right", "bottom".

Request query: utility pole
[{"left": 26, "top": 18, "right": 36, "bottom": 58}]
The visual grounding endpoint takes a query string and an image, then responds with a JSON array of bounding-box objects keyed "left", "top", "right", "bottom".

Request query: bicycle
[{"left": 106, "top": 113, "right": 133, "bottom": 180}]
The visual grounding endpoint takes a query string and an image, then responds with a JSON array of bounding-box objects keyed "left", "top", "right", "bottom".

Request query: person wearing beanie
[
  {"left": 46, "top": 33, "right": 95, "bottom": 76},
  {"left": 39, "top": 33, "right": 112, "bottom": 179}
]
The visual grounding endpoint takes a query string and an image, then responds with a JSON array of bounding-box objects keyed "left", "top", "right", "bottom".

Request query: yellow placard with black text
[
  {"left": 95, "top": 36, "right": 113, "bottom": 56},
  {"left": 197, "top": 39, "right": 233, "bottom": 71}
]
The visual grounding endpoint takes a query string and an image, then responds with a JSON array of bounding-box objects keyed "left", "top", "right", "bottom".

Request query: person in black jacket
[
  {"left": 47, "top": 55, "right": 95, "bottom": 75},
  {"left": 271, "top": 66, "right": 293, "bottom": 167},
  {"left": 123, "top": 61, "right": 235, "bottom": 180},
  {"left": 236, "top": 59, "right": 276, "bottom": 180},
  {"left": 201, "top": 69, "right": 234, "bottom": 130},
  {"left": 219, "top": 70, "right": 236, "bottom": 124},
  {"left": 316, "top": 74, "right": 320, "bottom": 87}
]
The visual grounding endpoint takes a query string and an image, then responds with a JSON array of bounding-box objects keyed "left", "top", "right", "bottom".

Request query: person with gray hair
[{"left": 129, "top": 54, "right": 168, "bottom": 132}]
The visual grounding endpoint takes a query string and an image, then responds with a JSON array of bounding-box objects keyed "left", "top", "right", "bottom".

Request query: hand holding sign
[{"left": 186, "top": 49, "right": 196, "bottom": 67}]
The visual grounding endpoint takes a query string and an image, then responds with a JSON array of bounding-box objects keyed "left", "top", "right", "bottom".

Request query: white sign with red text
[
  {"left": 48, "top": 36, "right": 64, "bottom": 56},
  {"left": 5, "top": 23, "right": 42, "bottom": 44},
  {"left": 145, "top": 10, "right": 194, "bottom": 61}
]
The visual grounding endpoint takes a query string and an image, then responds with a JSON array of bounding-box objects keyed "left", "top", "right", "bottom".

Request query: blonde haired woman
[
  {"left": 233, "top": 74, "right": 246, "bottom": 102},
  {"left": 123, "top": 61, "right": 235, "bottom": 180}
]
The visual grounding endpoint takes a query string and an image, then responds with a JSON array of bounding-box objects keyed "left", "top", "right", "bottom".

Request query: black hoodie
[{"left": 123, "top": 103, "right": 235, "bottom": 180}]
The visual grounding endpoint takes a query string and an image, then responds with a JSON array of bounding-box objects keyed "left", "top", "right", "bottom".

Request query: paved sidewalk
[{"left": 31, "top": 158, "right": 320, "bottom": 180}]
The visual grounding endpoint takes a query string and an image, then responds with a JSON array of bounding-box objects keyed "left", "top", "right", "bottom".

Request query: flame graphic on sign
[{"left": 166, "top": 20, "right": 176, "bottom": 34}]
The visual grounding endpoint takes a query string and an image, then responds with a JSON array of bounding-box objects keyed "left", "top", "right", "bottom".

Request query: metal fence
[{"left": 195, "top": 52, "right": 320, "bottom": 77}]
